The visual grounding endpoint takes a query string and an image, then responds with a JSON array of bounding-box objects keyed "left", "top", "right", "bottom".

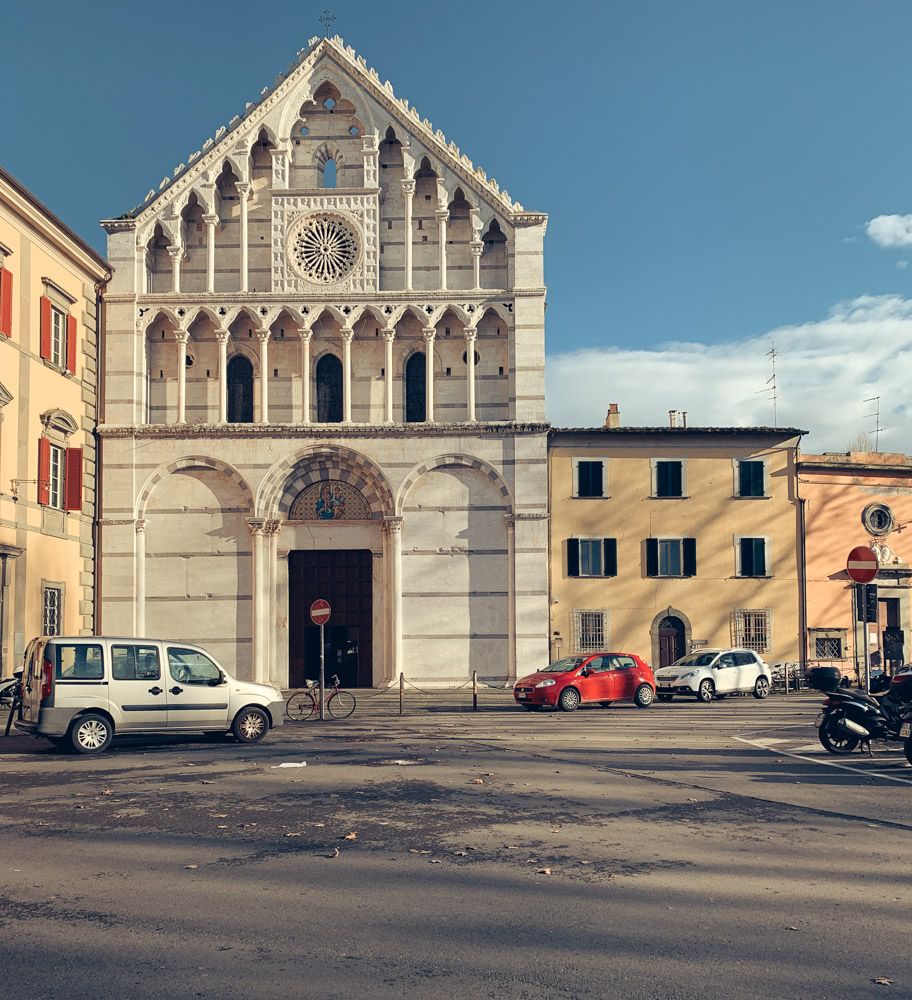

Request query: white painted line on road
[
  {"left": 748, "top": 737, "right": 791, "bottom": 746},
  {"left": 733, "top": 736, "right": 912, "bottom": 786}
]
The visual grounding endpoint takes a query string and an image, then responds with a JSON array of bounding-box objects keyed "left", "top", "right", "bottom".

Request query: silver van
[{"left": 15, "top": 636, "right": 285, "bottom": 754}]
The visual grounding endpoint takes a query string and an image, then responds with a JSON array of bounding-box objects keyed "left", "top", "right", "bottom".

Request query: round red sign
[
  {"left": 309, "top": 599, "right": 332, "bottom": 626},
  {"left": 846, "top": 546, "right": 879, "bottom": 584}
]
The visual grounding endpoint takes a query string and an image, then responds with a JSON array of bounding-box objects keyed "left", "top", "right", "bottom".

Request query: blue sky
[{"left": 5, "top": 1, "right": 912, "bottom": 445}]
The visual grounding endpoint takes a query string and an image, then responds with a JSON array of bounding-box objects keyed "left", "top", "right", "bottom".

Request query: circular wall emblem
[
  {"left": 287, "top": 212, "right": 360, "bottom": 284},
  {"left": 861, "top": 502, "right": 894, "bottom": 537}
]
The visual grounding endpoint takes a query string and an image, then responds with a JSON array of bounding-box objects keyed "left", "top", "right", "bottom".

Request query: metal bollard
[
  {"left": 399, "top": 672, "right": 404, "bottom": 716},
  {"left": 472, "top": 670, "right": 478, "bottom": 711}
]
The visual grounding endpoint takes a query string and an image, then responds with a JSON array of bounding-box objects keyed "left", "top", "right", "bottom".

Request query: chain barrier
[{"left": 401, "top": 678, "right": 474, "bottom": 695}]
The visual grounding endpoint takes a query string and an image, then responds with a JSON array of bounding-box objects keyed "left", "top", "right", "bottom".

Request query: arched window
[
  {"left": 227, "top": 355, "right": 253, "bottom": 423},
  {"left": 316, "top": 354, "right": 343, "bottom": 423},
  {"left": 404, "top": 352, "right": 426, "bottom": 422},
  {"left": 322, "top": 158, "right": 337, "bottom": 188}
]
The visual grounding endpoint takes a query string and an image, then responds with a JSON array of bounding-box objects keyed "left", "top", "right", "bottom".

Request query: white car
[{"left": 653, "top": 648, "right": 771, "bottom": 703}]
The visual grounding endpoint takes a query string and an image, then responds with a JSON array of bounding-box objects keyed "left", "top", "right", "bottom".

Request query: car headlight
[
  {"left": 534, "top": 678, "right": 556, "bottom": 688},
  {"left": 679, "top": 671, "right": 695, "bottom": 680}
]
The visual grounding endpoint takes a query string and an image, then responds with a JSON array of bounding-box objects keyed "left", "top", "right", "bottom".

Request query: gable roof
[{"left": 118, "top": 35, "right": 537, "bottom": 225}]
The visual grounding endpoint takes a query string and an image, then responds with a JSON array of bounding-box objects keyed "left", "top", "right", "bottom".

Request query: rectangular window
[
  {"left": 55, "top": 643, "right": 104, "bottom": 680},
  {"left": 815, "top": 636, "right": 843, "bottom": 659},
  {"left": 646, "top": 538, "right": 697, "bottom": 577},
  {"left": 112, "top": 645, "right": 162, "bottom": 681},
  {"left": 48, "top": 444, "right": 64, "bottom": 509},
  {"left": 567, "top": 538, "right": 617, "bottom": 577},
  {"left": 738, "top": 537, "right": 767, "bottom": 577},
  {"left": 572, "top": 609, "right": 609, "bottom": 653},
  {"left": 575, "top": 460, "right": 605, "bottom": 498},
  {"left": 51, "top": 306, "right": 67, "bottom": 368},
  {"left": 737, "top": 460, "right": 766, "bottom": 497},
  {"left": 42, "top": 586, "right": 62, "bottom": 636},
  {"left": 659, "top": 539, "right": 682, "bottom": 576},
  {"left": 655, "top": 460, "right": 684, "bottom": 497},
  {"left": 733, "top": 609, "right": 771, "bottom": 653}
]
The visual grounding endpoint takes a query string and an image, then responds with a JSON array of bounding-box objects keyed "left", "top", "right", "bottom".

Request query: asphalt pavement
[{"left": 0, "top": 692, "right": 910, "bottom": 1000}]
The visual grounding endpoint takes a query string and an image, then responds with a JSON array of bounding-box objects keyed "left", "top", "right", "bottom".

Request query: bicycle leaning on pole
[{"left": 285, "top": 675, "right": 356, "bottom": 721}]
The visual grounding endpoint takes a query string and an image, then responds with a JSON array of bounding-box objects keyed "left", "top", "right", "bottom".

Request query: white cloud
[
  {"left": 866, "top": 213, "right": 912, "bottom": 248},
  {"left": 546, "top": 295, "right": 912, "bottom": 451},
  {"left": 897, "top": 259, "right": 909, "bottom": 270}
]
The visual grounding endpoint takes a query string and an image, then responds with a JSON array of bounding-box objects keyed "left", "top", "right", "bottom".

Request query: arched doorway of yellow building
[{"left": 651, "top": 608, "right": 691, "bottom": 668}]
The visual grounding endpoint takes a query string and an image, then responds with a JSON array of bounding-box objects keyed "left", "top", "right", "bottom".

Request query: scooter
[{"left": 811, "top": 667, "right": 912, "bottom": 756}]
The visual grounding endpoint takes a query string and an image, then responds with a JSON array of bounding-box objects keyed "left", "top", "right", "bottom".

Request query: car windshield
[
  {"left": 540, "top": 656, "right": 588, "bottom": 673},
  {"left": 672, "top": 652, "right": 719, "bottom": 668}
]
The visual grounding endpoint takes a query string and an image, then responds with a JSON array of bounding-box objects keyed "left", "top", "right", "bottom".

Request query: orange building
[{"left": 799, "top": 451, "right": 912, "bottom": 680}]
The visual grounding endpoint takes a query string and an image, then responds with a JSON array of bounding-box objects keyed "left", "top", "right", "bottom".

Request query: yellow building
[
  {"left": 549, "top": 412, "right": 805, "bottom": 669},
  {"left": 0, "top": 166, "right": 110, "bottom": 678}
]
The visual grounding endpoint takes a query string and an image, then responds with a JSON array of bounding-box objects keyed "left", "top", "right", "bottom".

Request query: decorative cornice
[
  {"left": 99, "top": 421, "right": 550, "bottom": 440},
  {"left": 112, "top": 290, "right": 517, "bottom": 306},
  {"left": 123, "top": 36, "right": 541, "bottom": 226}
]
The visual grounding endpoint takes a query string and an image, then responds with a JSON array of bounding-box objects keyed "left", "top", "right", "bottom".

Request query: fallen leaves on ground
[
  {"left": 873, "top": 978, "right": 894, "bottom": 987},
  {"left": 184, "top": 864, "right": 198, "bottom": 870},
  {"left": 535, "top": 868, "right": 552, "bottom": 875},
  {"left": 470, "top": 778, "right": 485, "bottom": 785},
  {"left": 342, "top": 832, "right": 358, "bottom": 840}
]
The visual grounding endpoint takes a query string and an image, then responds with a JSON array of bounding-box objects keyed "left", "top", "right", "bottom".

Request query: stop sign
[
  {"left": 846, "top": 546, "right": 879, "bottom": 584},
  {"left": 309, "top": 599, "right": 331, "bottom": 626}
]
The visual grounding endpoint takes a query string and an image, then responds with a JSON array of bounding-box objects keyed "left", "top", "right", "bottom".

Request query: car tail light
[{"left": 40, "top": 658, "right": 53, "bottom": 704}]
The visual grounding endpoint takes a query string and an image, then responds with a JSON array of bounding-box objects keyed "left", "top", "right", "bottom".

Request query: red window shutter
[
  {"left": 40, "top": 295, "right": 52, "bottom": 360},
  {"left": 37, "top": 437, "right": 51, "bottom": 506},
  {"left": 65, "top": 448, "right": 83, "bottom": 512},
  {"left": 66, "top": 313, "right": 77, "bottom": 374},
  {"left": 0, "top": 268, "right": 12, "bottom": 337}
]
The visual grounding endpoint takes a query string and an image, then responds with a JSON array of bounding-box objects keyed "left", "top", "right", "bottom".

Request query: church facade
[{"left": 98, "top": 36, "right": 550, "bottom": 687}]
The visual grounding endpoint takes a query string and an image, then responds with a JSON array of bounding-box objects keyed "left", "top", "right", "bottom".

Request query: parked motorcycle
[{"left": 809, "top": 666, "right": 912, "bottom": 755}]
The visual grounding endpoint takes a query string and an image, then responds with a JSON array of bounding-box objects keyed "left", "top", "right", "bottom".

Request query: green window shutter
[
  {"left": 682, "top": 538, "right": 697, "bottom": 576},
  {"left": 645, "top": 538, "right": 658, "bottom": 577},
  {"left": 739, "top": 537, "right": 753, "bottom": 576},
  {"left": 753, "top": 538, "right": 766, "bottom": 576},
  {"left": 657, "top": 461, "right": 682, "bottom": 497},
  {"left": 739, "top": 461, "right": 764, "bottom": 497},
  {"left": 577, "top": 461, "right": 603, "bottom": 497},
  {"left": 603, "top": 538, "right": 617, "bottom": 577},
  {"left": 567, "top": 538, "right": 580, "bottom": 577}
]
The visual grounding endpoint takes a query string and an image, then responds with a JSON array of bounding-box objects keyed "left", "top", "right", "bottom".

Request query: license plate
[
  {"left": 657, "top": 686, "right": 673, "bottom": 693},
  {"left": 517, "top": 692, "right": 527, "bottom": 699},
  {"left": 901, "top": 723, "right": 911, "bottom": 738}
]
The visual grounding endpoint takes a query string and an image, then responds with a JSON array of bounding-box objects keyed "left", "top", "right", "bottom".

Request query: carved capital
[
  {"left": 135, "top": 518, "right": 147, "bottom": 535},
  {"left": 435, "top": 209, "right": 449, "bottom": 225},
  {"left": 340, "top": 328, "right": 354, "bottom": 345},
  {"left": 383, "top": 516, "right": 404, "bottom": 535},
  {"left": 247, "top": 518, "right": 266, "bottom": 536},
  {"left": 202, "top": 213, "right": 219, "bottom": 228},
  {"left": 215, "top": 328, "right": 230, "bottom": 345},
  {"left": 166, "top": 245, "right": 184, "bottom": 261},
  {"left": 236, "top": 181, "right": 252, "bottom": 198},
  {"left": 174, "top": 330, "right": 190, "bottom": 345},
  {"left": 464, "top": 327, "right": 477, "bottom": 343},
  {"left": 470, "top": 240, "right": 484, "bottom": 258},
  {"left": 382, "top": 327, "right": 396, "bottom": 344},
  {"left": 255, "top": 328, "right": 270, "bottom": 344},
  {"left": 400, "top": 179, "right": 416, "bottom": 196},
  {"left": 298, "top": 329, "right": 313, "bottom": 344},
  {"left": 263, "top": 519, "right": 282, "bottom": 536},
  {"left": 422, "top": 327, "right": 436, "bottom": 344}
]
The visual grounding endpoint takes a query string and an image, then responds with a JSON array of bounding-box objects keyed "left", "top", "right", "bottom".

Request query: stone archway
[{"left": 650, "top": 607, "right": 693, "bottom": 668}]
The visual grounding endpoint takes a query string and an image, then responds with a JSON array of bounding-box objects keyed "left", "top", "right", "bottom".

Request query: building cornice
[{"left": 99, "top": 421, "right": 550, "bottom": 440}]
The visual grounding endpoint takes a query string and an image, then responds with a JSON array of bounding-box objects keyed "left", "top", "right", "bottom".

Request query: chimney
[{"left": 605, "top": 403, "right": 620, "bottom": 429}]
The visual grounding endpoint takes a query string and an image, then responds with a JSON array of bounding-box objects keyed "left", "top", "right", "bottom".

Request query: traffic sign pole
[{"left": 309, "top": 599, "right": 332, "bottom": 722}]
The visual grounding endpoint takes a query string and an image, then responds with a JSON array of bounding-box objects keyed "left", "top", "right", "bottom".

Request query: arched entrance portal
[{"left": 657, "top": 616, "right": 686, "bottom": 667}]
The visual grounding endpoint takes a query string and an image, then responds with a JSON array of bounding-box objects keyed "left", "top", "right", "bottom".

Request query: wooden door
[{"left": 658, "top": 617, "right": 685, "bottom": 667}]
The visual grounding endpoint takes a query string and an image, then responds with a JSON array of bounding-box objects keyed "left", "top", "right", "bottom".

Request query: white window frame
[
  {"left": 732, "top": 457, "right": 769, "bottom": 499},
  {"left": 650, "top": 457, "right": 688, "bottom": 498},
  {"left": 50, "top": 306, "right": 67, "bottom": 369},
  {"left": 571, "top": 457, "right": 607, "bottom": 498},
  {"left": 48, "top": 443, "right": 64, "bottom": 510},
  {"left": 656, "top": 536, "right": 683, "bottom": 577},
  {"left": 572, "top": 608, "right": 610, "bottom": 653},
  {"left": 733, "top": 608, "right": 771, "bottom": 653},
  {"left": 577, "top": 537, "right": 604, "bottom": 577},
  {"left": 734, "top": 535, "right": 771, "bottom": 578}
]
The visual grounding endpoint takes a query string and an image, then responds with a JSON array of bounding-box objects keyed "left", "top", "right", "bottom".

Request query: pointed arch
[
  {"left": 141, "top": 307, "right": 181, "bottom": 335},
  {"left": 224, "top": 304, "right": 265, "bottom": 330},
  {"left": 185, "top": 305, "right": 223, "bottom": 329},
  {"left": 396, "top": 455, "right": 512, "bottom": 515},
  {"left": 307, "top": 303, "right": 348, "bottom": 329}
]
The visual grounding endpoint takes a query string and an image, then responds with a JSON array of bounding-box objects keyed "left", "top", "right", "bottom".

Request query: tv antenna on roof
[
  {"left": 319, "top": 9, "right": 336, "bottom": 33},
  {"left": 755, "top": 343, "right": 779, "bottom": 426},
  {"left": 863, "top": 395, "right": 883, "bottom": 452}
]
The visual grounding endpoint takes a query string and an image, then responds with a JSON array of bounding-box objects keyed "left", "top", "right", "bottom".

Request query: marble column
[
  {"left": 135, "top": 519, "right": 147, "bottom": 636},
  {"left": 341, "top": 327, "right": 354, "bottom": 422},
  {"left": 383, "top": 328, "right": 395, "bottom": 422},
  {"left": 265, "top": 521, "right": 281, "bottom": 684},
  {"left": 203, "top": 214, "right": 218, "bottom": 293},
  {"left": 248, "top": 519, "right": 266, "bottom": 684},
  {"left": 464, "top": 327, "right": 477, "bottom": 422},
  {"left": 216, "top": 329, "right": 229, "bottom": 424},
  {"left": 401, "top": 179, "right": 415, "bottom": 290},
  {"left": 237, "top": 181, "right": 251, "bottom": 293},
  {"left": 471, "top": 240, "right": 483, "bottom": 290},
  {"left": 300, "top": 330, "right": 312, "bottom": 423},
  {"left": 422, "top": 327, "right": 436, "bottom": 422},
  {"left": 436, "top": 209, "right": 449, "bottom": 290},
  {"left": 257, "top": 329, "right": 270, "bottom": 423},
  {"left": 168, "top": 245, "right": 182, "bottom": 294},
  {"left": 175, "top": 329, "right": 189, "bottom": 424},
  {"left": 505, "top": 514, "right": 517, "bottom": 682},
  {"left": 385, "top": 517, "right": 403, "bottom": 683}
]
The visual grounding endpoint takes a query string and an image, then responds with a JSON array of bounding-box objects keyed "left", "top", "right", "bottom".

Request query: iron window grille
[
  {"left": 42, "top": 586, "right": 62, "bottom": 636},
  {"left": 572, "top": 609, "right": 609, "bottom": 653},
  {"left": 733, "top": 608, "right": 771, "bottom": 653},
  {"left": 814, "top": 636, "right": 843, "bottom": 659}
]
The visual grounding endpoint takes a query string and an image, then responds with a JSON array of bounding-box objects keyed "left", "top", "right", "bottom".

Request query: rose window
[{"left": 288, "top": 213, "right": 360, "bottom": 284}]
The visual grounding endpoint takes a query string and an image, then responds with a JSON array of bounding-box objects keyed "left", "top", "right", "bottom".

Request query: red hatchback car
[{"left": 513, "top": 652, "right": 656, "bottom": 711}]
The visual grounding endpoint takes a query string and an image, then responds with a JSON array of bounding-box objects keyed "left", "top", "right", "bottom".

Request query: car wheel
[
  {"left": 753, "top": 676, "right": 770, "bottom": 700},
  {"left": 558, "top": 687, "right": 581, "bottom": 712},
  {"left": 69, "top": 713, "right": 113, "bottom": 755},
  {"left": 657, "top": 693, "right": 673, "bottom": 703},
  {"left": 818, "top": 716, "right": 859, "bottom": 755},
  {"left": 697, "top": 679, "right": 715, "bottom": 703},
  {"left": 633, "top": 685, "right": 654, "bottom": 708},
  {"left": 232, "top": 707, "right": 269, "bottom": 744}
]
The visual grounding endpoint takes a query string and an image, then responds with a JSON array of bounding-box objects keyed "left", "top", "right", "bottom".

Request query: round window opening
[
  {"left": 287, "top": 212, "right": 360, "bottom": 285},
  {"left": 862, "top": 502, "right": 894, "bottom": 536},
  {"left": 462, "top": 350, "right": 481, "bottom": 366}
]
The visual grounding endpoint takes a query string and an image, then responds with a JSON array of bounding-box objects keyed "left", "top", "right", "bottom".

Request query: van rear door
[{"left": 19, "top": 639, "right": 47, "bottom": 729}]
